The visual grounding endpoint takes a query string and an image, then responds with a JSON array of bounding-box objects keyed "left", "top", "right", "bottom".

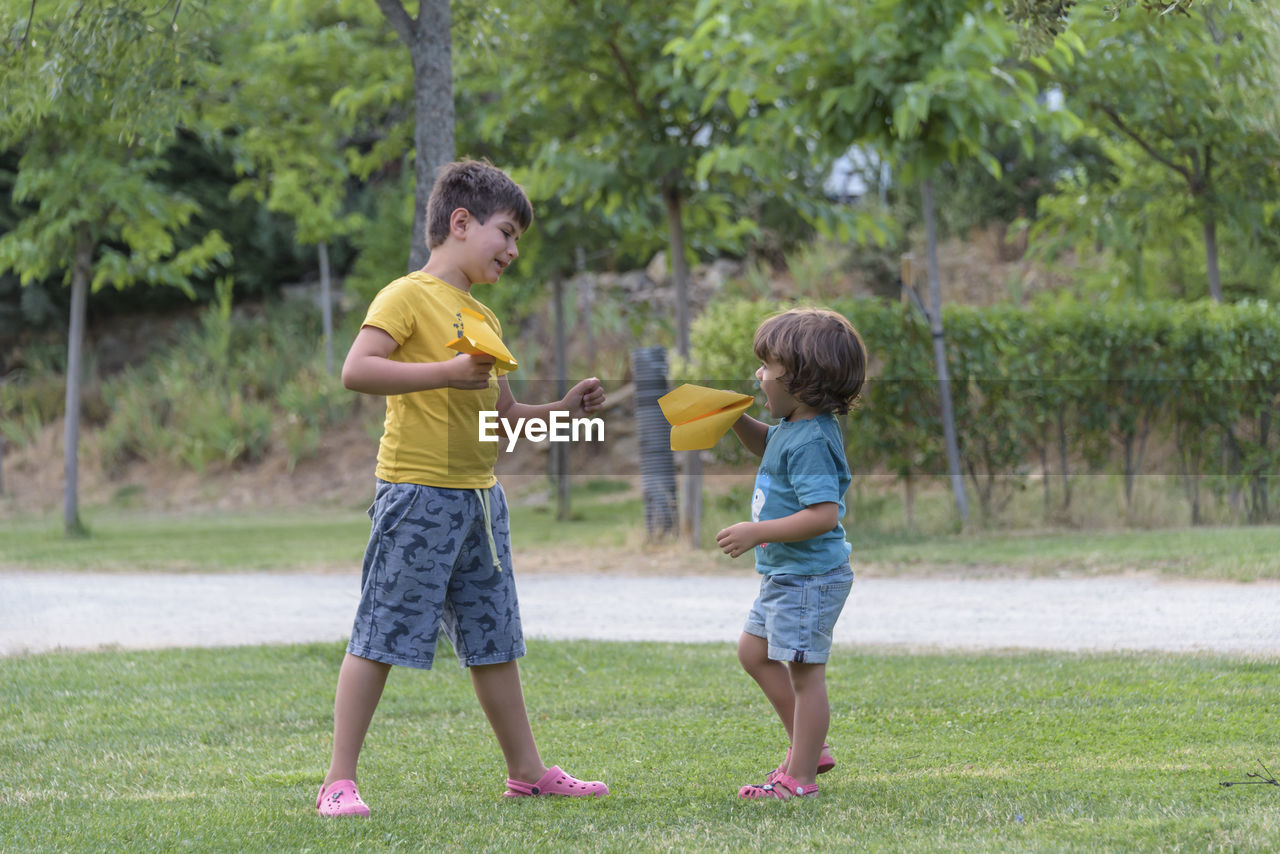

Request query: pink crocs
[
  {"left": 767, "top": 742, "right": 835, "bottom": 783},
  {"left": 502, "top": 765, "right": 609, "bottom": 798},
  {"left": 739, "top": 772, "right": 819, "bottom": 800},
  {"left": 316, "top": 778, "right": 371, "bottom": 817}
]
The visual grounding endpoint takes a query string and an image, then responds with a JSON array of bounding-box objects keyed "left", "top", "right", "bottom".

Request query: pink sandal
[
  {"left": 503, "top": 765, "right": 609, "bottom": 798},
  {"left": 738, "top": 771, "right": 819, "bottom": 800},
  {"left": 766, "top": 743, "right": 835, "bottom": 783},
  {"left": 316, "top": 778, "right": 371, "bottom": 817}
]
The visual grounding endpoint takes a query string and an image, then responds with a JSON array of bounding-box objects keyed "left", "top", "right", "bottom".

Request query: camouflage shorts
[{"left": 347, "top": 480, "right": 524, "bottom": 669}]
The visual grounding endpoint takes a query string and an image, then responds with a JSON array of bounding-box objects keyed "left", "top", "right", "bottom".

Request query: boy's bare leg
[
  {"left": 784, "top": 661, "right": 829, "bottom": 788},
  {"left": 470, "top": 660, "right": 547, "bottom": 784},
  {"left": 737, "top": 632, "right": 796, "bottom": 740},
  {"left": 324, "top": 652, "right": 392, "bottom": 787}
]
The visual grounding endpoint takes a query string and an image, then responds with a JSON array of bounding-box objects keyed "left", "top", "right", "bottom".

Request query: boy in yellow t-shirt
[{"left": 316, "top": 160, "right": 608, "bottom": 817}]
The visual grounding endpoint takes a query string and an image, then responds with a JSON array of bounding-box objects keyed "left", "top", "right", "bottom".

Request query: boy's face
[
  {"left": 462, "top": 208, "right": 523, "bottom": 285},
  {"left": 756, "top": 358, "right": 801, "bottom": 420}
]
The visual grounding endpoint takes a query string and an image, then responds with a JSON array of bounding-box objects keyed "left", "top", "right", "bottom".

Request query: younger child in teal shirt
[{"left": 716, "top": 307, "right": 867, "bottom": 800}]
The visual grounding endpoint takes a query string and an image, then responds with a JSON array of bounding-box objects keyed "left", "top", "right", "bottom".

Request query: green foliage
[
  {"left": 1032, "top": 1, "right": 1280, "bottom": 302},
  {"left": 97, "top": 296, "right": 350, "bottom": 473},
  {"left": 679, "top": 0, "right": 1078, "bottom": 184},
  {"left": 924, "top": 129, "right": 1105, "bottom": 241},
  {"left": 0, "top": 0, "right": 233, "bottom": 294},
  {"left": 463, "top": 0, "right": 854, "bottom": 278},
  {"left": 5, "top": 0, "right": 1273, "bottom": 339},
  {"left": 207, "top": 0, "right": 380, "bottom": 248},
  {"left": 339, "top": 174, "right": 416, "bottom": 314},
  {"left": 689, "top": 296, "right": 1280, "bottom": 526}
]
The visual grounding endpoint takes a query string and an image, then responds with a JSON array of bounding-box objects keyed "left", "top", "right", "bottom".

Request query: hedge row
[{"left": 686, "top": 298, "right": 1280, "bottom": 524}]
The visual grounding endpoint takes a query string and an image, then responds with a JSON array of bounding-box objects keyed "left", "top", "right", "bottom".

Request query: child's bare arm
[
  {"left": 715, "top": 502, "right": 839, "bottom": 559},
  {"left": 341, "top": 325, "right": 494, "bottom": 394},
  {"left": 495, "top": 375, "right": 605, "bottom": 422},
  {"left": 730, "top": 413, "right": 770, "bottom": 457}
]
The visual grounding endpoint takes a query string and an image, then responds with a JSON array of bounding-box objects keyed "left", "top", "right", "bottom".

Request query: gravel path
[{"left": 3, "top": 571, "right": 1279, "bottom": 657}]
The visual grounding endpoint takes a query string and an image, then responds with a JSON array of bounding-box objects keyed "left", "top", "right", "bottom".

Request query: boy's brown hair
[
  {"left": 425, "top": 159, "right": 534, "bottom": 250},
  {"left": 752, "top": 307, "right": 867, "bottom": 415}
]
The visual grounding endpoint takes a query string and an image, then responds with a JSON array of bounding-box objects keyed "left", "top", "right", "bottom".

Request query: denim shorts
[
  {"left": 347, "top": 480, "right": 525, "bottom": 670},
  {"left": 743, "top": 565, "right": 854, "bottom": 664}
]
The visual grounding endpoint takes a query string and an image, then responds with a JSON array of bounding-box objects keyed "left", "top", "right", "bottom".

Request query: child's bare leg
[
  {"left": 737, "top": 632, "right": 795, "bottom": 738},
  {"left": 470, "top": 660, "right": 547, "bottom": 784},
  {"left": 324, "top": 653, "right": 391, "bottom": 787},
  {"left": 784, "top": 662, "right": 829, "bottom": 787}
]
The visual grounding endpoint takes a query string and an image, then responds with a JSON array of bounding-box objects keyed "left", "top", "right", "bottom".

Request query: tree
[
  {"left": 204, "top": 0, "right": 378, "bottom": 373},
  {"left": 678, "top": 0, "right": 1079, "bottom": 526},
  {"left": 1004, "top": 0, "right": 1201, "bottom": 55},
  {"left": 1036, "top": 1, "right": 1280, "bottom": 301},
  {"left": 374, "top": 0, "right": 453, "bottom": 271},
  {"left": 0, "top": 0, "right": 231, "bottom": 535},
  {"left": 466, "top": 0, "right": 859, "bottom": 545}
]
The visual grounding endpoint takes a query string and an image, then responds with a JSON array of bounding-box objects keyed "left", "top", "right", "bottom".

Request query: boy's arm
[
  {"left": 495, "top": 375, "right": 605, "bottom": 422},
  {"left": 730, "top": 413, "right": 770, "bottom": 457},
  {"left": 715, "top": 502, "right": 839, "bottom": 559},
  {"left": 341, "top": 325, "right": 495, "bottom": 395}
]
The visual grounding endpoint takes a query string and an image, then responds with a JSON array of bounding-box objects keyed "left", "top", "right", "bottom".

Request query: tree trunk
[
  {"left": 377, "top": 0, "right": 455, "bottom": 271},
  {"left": 552, "top": 272, "right": 571, "bottom": 521},
  {"left": 63, "top": 227, "right": 92, "bottom": 538},
  {"left": 664, "top": 183, "right": 702, "bottom": 546},
  {"left": 1202, "top": 210, "right": 1223, "bottom": 302},
  {"left": 665, "top": 185, "right": 692, "bottom": 358},
  {"left": 1257, "top": 410, "right": 1271, "bottom": 522},
  {"left": 904, "top": 473, "right": 915, "bottom": 530},
  {"left": 921, "top": 179, "right": 969, "bottom": 527},
  {"left": 319, "top": 241, "right": 334, "bottom": 375},
  {"left": 1057, "top": 408, "right": 1072, "bottom": 511},
  {"left": 576, "top": 246, "right": 596, "bottom": 371},
  {"left": 1122, "top": 435, "right": 1137, "bottom": 522},
  {"left": 1041, "top": 443, "right": 1051, "bottom": 522}
]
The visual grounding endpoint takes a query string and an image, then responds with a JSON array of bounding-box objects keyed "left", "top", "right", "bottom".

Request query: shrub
[
  {"left": 688, "top": 295, "right": 1280, "bottom": 525},
  {"left": 98, "top": 296, "right": 346, "bottom": 474}
]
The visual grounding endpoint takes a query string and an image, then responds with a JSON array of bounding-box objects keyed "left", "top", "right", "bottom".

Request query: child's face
[
  {"left": 463, "top": 208, "right": 523, "bottom": 284},
  {"left": 756, "top": 358, "right": 801, "bottom": 420}
]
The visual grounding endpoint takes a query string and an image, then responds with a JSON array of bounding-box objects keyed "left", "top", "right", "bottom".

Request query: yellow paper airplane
[
  {"left": 446, "top": 307, "right": 518, "bottom": 375},
  {"left": 657, "top": 383, "right": 754, "bottom": 451}
]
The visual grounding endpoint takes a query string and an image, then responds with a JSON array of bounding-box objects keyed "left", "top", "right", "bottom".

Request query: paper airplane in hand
[
  {"left": 657, "top": 383, "right": 754, "bottom": 451},
  {"left": 446, "top": 307, "right": 518, "bottom": 375}
]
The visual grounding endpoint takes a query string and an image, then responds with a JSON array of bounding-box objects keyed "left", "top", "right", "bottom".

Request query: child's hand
[
  {"left": 715, "top": 522, "right": 759, "bottom": 559},
  {"left": 446, "top": 352, "right": 496, "bottom": 389},
  {"left": 565, "top": 377, "right": 606, "bottom": 415}
]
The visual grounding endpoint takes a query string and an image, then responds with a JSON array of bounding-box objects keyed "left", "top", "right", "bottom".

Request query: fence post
[{"left": 631, "top": 346, "right": 677, "bottom": 538}]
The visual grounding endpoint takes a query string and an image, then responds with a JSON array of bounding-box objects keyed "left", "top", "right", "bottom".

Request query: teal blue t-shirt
[{"left": 751, "top": 413, "right": 852, "bottom": 576}]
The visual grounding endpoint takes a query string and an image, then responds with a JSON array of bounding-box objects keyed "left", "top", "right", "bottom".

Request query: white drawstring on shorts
[{"left": 474, "top": 488, "right": 502, "bottom": 571}]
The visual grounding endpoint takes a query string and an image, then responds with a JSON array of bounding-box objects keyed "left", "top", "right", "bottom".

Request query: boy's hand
[
  {"left": 715, "top": 522, "right": 760, "bottom": 559},
  {"left": 446, "top": 352, "right": 496, "bottom": 389},
  {"left": 565, "top": 376, "right": 605, "bottom": 415}
]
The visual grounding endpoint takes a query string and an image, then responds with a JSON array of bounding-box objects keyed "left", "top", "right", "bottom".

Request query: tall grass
[{"left": 97, "top": 293, "right": 353, "bottom": 474}]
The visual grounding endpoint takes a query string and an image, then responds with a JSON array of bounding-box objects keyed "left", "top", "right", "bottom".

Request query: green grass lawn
[
  {"left": 844, "top": 526, "right": 1280, "bottom": 581},
  {"left": 0, "top": 509, "right": 374, "bottom": 572},
  {"left": 2, "top": 641, "right": 1277, "bottom": 852},
  {"left": 4, "top": 495, "right": 1280, "bottom": 580}
]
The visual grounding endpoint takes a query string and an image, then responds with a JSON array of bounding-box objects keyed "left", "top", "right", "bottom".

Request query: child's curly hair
[{"left": 752, "top": 308, "right": 867, "bottom": 416}]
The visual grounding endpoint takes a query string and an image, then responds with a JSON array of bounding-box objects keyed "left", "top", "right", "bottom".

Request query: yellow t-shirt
[{"left": 363, "top": 271, "right": 506, "bottom": 489}]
